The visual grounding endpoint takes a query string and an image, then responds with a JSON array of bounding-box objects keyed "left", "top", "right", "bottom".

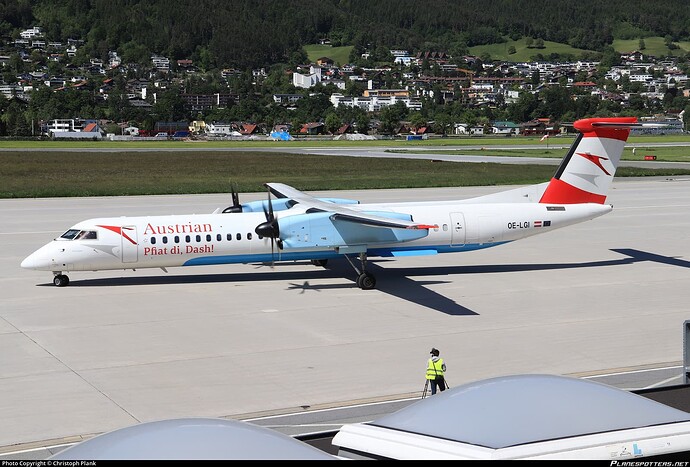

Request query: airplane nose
[
  {"left": 21, "top": 243, "right": 58, "bottom": 270},
  {"left": 21, "top": 251, "right": 46, "bottom": 270}
]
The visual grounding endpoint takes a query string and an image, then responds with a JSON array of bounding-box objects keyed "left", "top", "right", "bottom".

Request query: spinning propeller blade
[
  {"left": 222, "top": 182, "right": 243, "bottom": 213},
  {"left": 255, "top": 185, "right": 281, "bottom": 267}
]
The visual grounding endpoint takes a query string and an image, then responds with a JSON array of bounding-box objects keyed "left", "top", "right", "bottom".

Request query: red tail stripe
[{"left": 539, "top": 178, "right": 607, "bottom": 204}]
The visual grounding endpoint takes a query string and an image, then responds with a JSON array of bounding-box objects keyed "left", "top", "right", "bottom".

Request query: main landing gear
[
  {"left": 344, "top": 253, "right": 376, "bottom": 290},
  {"left": 53, "top": 272, "right": 69, "bottom": 287}
]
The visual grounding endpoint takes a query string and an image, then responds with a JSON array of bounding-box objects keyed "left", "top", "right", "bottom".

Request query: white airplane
[{"left": 22, "top": 117, "right": 642, "bottom": 289}]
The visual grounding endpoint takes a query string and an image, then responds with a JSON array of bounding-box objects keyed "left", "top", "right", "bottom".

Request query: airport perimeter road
[{"left": 1, "top": 177, "right": 690, "bottom": 453}]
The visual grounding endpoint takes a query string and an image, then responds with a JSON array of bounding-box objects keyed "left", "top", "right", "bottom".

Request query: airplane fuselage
[{"left": 22, "top": 200, "right": 612, "bottom": 274}]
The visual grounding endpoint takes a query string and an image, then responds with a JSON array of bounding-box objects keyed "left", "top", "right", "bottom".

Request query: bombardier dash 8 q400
[{"left": 23, "top": 117, "right": 645, "bottom": 289}]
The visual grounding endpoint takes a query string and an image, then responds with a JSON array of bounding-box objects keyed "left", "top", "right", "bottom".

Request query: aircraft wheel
[
  {"left": 53, "top": 274, "right": 69, "bottom": 287},
  {"left": 311, "top": 259, "right": 328, "bottom": 267},
  {"left": 357, "top": 272, "right": 376, "bottom": 290}
]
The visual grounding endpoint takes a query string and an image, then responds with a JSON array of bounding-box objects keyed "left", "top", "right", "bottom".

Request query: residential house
[
  {"left": 453, "top": 123, "right": 469, "bottom": 135},
  {"left": 316, "top": 57, "right": 334, "bottom": 67},
  {"left": 490, "top": 121, "right": 521, "bottom": 135},
  {"left": 239, "top": 123, "right": 259, "bottom": 135},
  {"left": 273, "top": 94, "right": 303, "bottom": 105},
  {"left": 300, "top": 122, "right": 325, "bottom": 135},
  {"left": 205, "top": 122, "right": 235, "bottom": 136}
]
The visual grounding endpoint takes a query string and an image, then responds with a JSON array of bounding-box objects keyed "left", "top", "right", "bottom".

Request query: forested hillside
[{"left": 1, "top": 0, "right": 689, "bottom": 69}]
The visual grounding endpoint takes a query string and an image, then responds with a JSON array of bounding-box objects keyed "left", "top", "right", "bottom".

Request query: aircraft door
[
  {"left": 121, "top": 225, "right": 138, "bottom": 263},
  {"left": 450, "top": 212, "right": 466, "bottom": 247}
]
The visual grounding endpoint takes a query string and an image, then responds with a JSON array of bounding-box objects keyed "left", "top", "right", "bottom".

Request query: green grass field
[
  {"left": 470, "top": 36, "right": 690, "bottom": 62},
  {"left": 470, "top": 38, "right": 594, "bottom": 62},
  {"left": 2, "top": 150, "right": 690, "bottom": 198},
  {"left": 613, "top": 37, "right": 690, "bottom": 56},
  {"left": 304, "top": 44, "right": 353, "bottom": 66}
]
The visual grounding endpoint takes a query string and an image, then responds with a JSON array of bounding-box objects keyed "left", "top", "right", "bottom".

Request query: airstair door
[
  {"left": 450, "top": 212, "right": 466, "bottom": 247},
  {"left": 121, "top": 225, "right": 138, "bottom": 263}
]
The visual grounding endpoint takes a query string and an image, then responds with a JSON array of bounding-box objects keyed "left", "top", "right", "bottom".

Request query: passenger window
[
  {"left": 217, "top": 234, "right": 222, "bottom": 241},
  {"left": 227, "top": 233, "right": 232, "bottom": 241},
  {"left": 185, "top": 235, "right": 190, "bottom": 243},
  {"left": 443, "top": 224, "right": 448, "bottom": 231},
  {"left": 247, "top": 233, "right": 253, "bottom": 240},
  {"left": 236, "top": 233, "right": 242, "bottom": 240},
  {"left": 151, "top": 237, "right": 157, "bottom": 245},
  {"left": 206, "top": 234, "right": 212, "bottom": 242},
  {"left": 162, "top": 236, "right": 168, "bottom": 244},
  {"left": 174, "top": 235, "right": 180, "bottom": 243},
  {"left": 196, "top": 235, "right": 201, "bottom": 242}
]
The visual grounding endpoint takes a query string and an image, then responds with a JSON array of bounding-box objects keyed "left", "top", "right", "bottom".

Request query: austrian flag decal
[{"left": 533, "top": 220, "right": 551, "bottom": 228}]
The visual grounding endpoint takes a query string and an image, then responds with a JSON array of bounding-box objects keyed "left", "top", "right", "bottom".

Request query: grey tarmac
[{"left": 1, "top": 176, "right": 689, "bottom": 455}]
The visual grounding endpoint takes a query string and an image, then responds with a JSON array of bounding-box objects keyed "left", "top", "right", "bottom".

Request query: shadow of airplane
[{"left": 40, "top": 249, "right": 689, "bottom": 316}]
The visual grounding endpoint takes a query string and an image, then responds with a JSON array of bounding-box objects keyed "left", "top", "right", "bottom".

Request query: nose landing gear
[{"left": 53, "top": 273, "right": 70, "bottom": 287}]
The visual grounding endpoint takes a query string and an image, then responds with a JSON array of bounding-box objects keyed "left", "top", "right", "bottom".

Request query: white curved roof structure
[
  {"left": 333, "top": 374, "right": 690, "bottom": 460},
  {"left": 49, "top": 417, "right": 337, "bottom": 460}
]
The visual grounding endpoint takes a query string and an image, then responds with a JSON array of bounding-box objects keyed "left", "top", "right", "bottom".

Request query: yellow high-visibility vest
[{"left": 426, "top": 358, "right": 444, "bottom": 380}]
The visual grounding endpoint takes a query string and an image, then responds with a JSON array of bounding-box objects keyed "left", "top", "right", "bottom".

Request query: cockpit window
[
  {"left": 75, "top": 230, "right": 98, "bottom": 240},
  {"left": 59, "top": 229, "right": 81, "bottom": 240}
]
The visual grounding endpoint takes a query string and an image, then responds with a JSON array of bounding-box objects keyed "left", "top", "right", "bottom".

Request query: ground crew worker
[{"left": 426, "top": 348, "right": 447, "bottom": 395}]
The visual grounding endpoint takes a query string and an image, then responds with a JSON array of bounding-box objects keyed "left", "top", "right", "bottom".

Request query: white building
[
  {"left": 20, "top": 27, "right": 43, "bottom": 39},
  {"left": 204, "top": 122, "right": 234, "bottom": 136},
  {"left": 46, "top": 119, "right": 81, "bottom": 134},
  {"left": 330, "top": 93, "right": 422, "bottom": 112},
  {"left": 293, "top": 66, "right": 322, "bottom": 89},
  {"left": 151, "top": 55, "right": 170, "bottom": 73}
]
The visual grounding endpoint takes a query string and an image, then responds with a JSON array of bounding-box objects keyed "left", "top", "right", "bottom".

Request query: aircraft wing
[{"left": 266, "top": 183, "right": 436, "bottom": 230}]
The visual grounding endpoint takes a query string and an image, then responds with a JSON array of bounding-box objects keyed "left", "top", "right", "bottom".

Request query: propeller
[
  {"left": 221, "top": 182, "right": 242, "bottom": 213},
  {"left": 255, "top": 185, "right": 282, "bottom": 266}
]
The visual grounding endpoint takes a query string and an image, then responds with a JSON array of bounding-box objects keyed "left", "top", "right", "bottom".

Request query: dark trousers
[{"left": 430, "top": 376, "right": 446, "bottom": 395}]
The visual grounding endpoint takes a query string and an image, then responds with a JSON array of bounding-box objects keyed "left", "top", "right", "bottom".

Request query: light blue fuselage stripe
[{"left": 182, "top": 242, "right": 511, "bottom": 266}]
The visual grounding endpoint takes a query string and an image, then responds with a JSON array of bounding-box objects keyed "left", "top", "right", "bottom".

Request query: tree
[
  {"left": 409, "top": 112, "right": 426, "bottom": 131},
  {"left": 354, "top": 112, "right": 370, "bottom": 134},
  {"left": 531, "top": 70, "right": 541, "bottom": 86},
  {"left": 324, "top": 112, "right": 341, "bottom": 134},
  {"left": 378, "top": 102, "right": 408, "bottom": 135},
  {"left": 434, "top": 112, "right": 453, "bottom": 136},
  {"left": 153, "top": 88, "right": 187, "bottom": 122}
]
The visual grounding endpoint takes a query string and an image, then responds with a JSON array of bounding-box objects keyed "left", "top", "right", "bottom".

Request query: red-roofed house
[
  {"left": 300, "top": 122, "right": 325, "bottom": 135},
  {"left": 239, "top": 123, "right": 259, "bottom": 135}
]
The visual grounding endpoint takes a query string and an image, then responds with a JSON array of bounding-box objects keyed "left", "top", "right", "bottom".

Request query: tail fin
[{"left": 539, "top": 117, "right": 637, "bottom": 204}]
